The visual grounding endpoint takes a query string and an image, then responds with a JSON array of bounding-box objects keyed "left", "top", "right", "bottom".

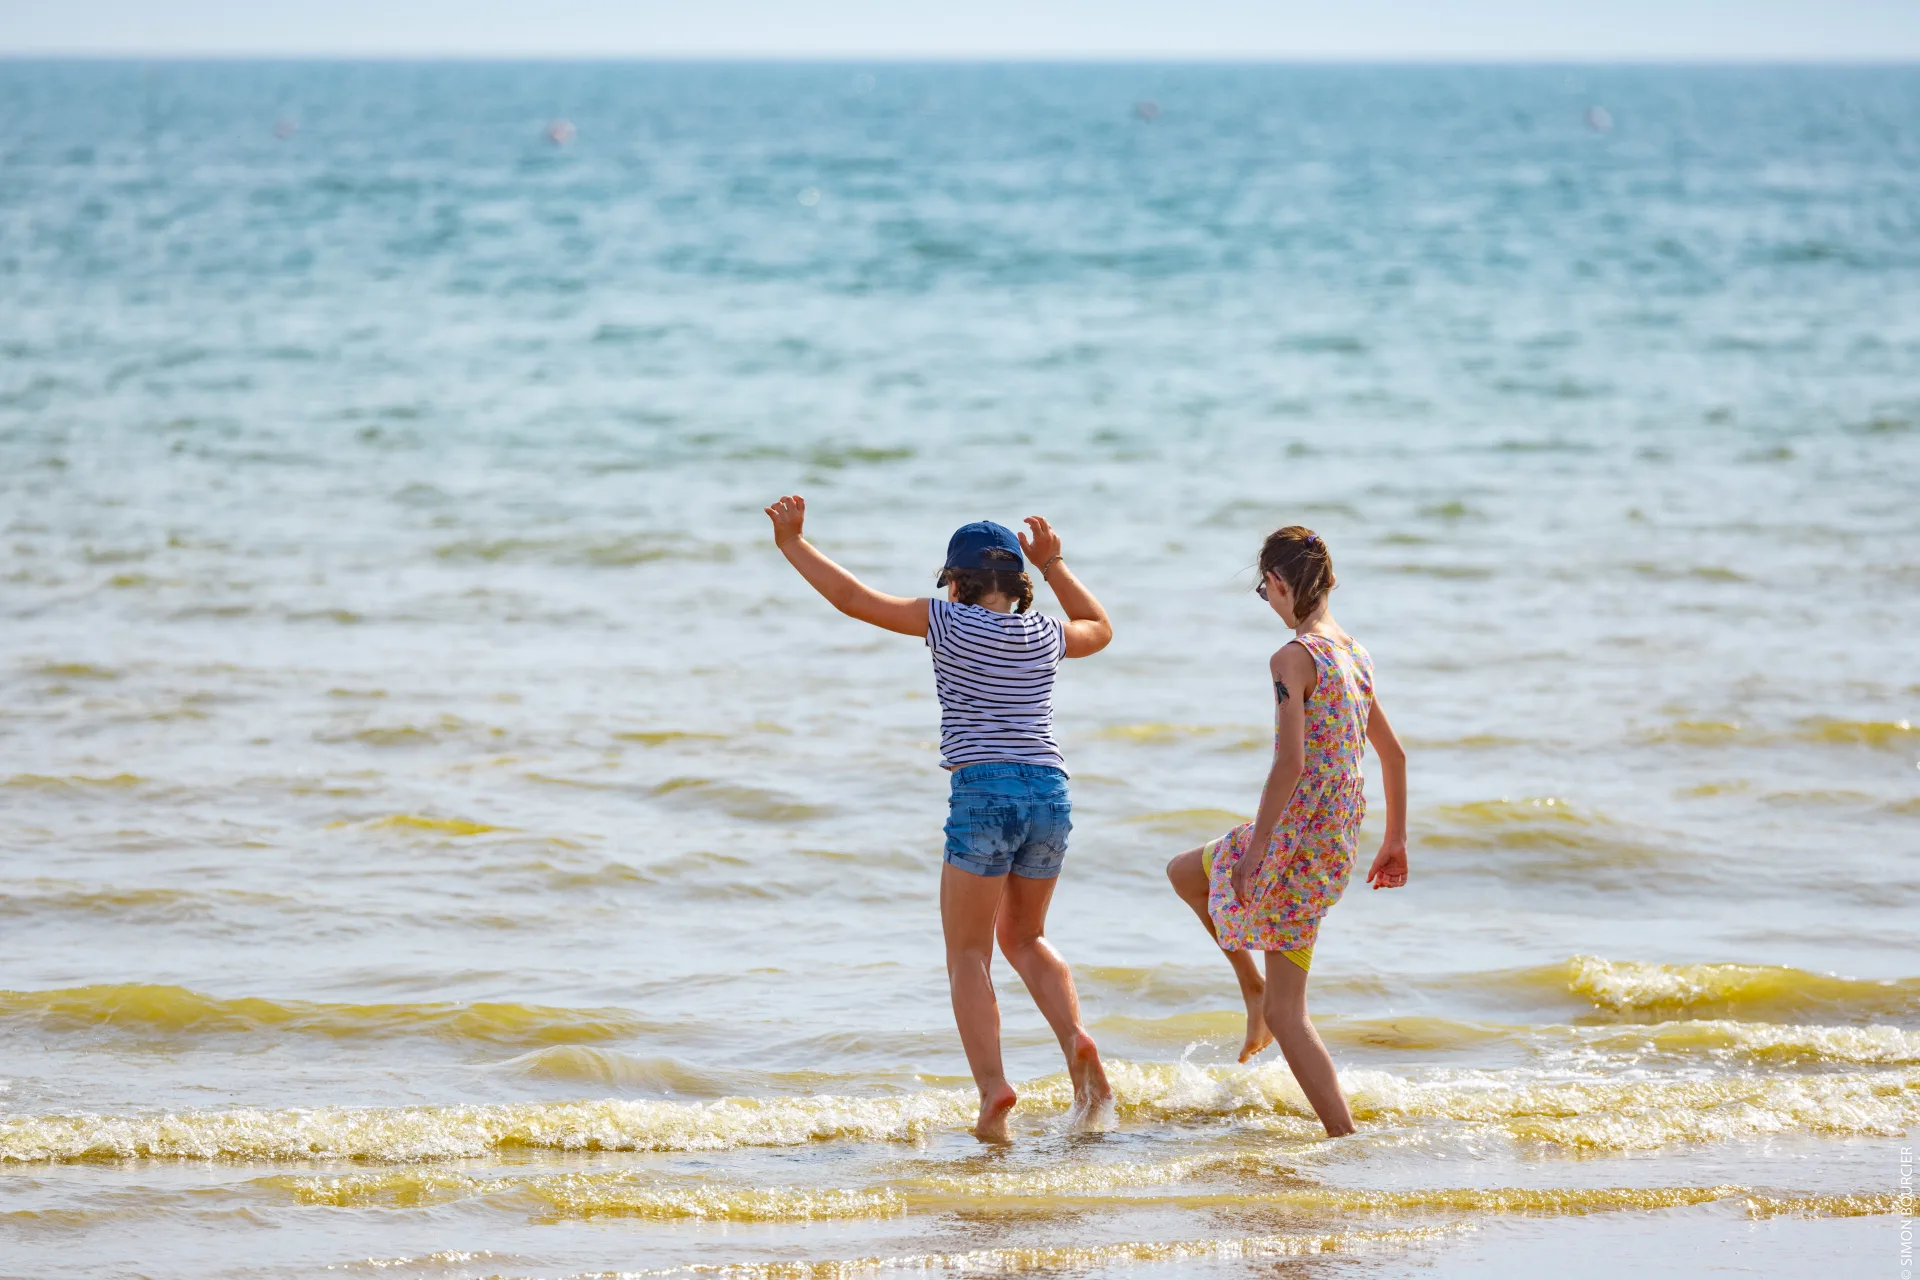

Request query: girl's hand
[
  {"left": 1230, "top": 844, "right": 1266, "bottom": 906},
  {"left": 1365, "top": 839, "right": 1408, "bottom": 890},
  {"left": 764, "top": 494, "right": 806, "bottom": 548},
  {"left": 1017, "top": 516, "right": 1061, "bottom": 569}
]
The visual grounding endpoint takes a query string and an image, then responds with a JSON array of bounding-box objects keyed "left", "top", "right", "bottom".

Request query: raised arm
[
  {"left": 764, "top": 495, "right": 929, "bottom": 638},
  {"left": 1017, "top": 516, "right": 1112, "bottom": 657},
  {"left": 1364, "top": 698, "right": 1408, "bottom": 889},
  {"left": 1230, "top": 641, "right": 1316, "bottom": 904}
]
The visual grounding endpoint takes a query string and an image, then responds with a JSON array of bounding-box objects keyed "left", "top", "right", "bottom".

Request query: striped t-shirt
[{"left": 925, "top": 598, "right": 1068, "bottom": 772}]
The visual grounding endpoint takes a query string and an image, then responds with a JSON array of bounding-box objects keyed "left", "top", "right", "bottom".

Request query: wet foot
[
  {"left": 1238, "top": 989, "right": 1275, "bottom": 1063},
  {"left": 973, "top": 1083, "right": 1017, "bottom": 1143},
  {"left": 1066, "top": 1031, "right": 1116, "bottom": 1131}
]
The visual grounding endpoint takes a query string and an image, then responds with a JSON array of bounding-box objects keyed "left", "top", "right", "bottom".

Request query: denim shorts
[{"left": 942, "top": 762, "right": 1072, "bottom": 879}]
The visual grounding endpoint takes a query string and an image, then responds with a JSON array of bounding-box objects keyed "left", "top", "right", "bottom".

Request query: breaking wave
[
  {"left": 6, "top": 1059, "right": 1914, "bottom": 1163},
  {"left": 0, "top": 985, "right": 653, "bottom": 1046}
]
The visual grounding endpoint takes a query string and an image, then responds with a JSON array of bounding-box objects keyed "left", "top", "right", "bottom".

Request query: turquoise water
[{"left": 2, "top": 61, "right": 1917, "bottom": 1278}]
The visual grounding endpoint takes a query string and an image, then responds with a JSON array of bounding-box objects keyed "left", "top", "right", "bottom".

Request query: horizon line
[{"left": 4, "top": 52, "right": 1919, "bottom": 66}]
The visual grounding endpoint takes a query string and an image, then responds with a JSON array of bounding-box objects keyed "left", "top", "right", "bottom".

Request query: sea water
[{"left": 1, "top": 61, "right": 1916, "bottom": 1278}]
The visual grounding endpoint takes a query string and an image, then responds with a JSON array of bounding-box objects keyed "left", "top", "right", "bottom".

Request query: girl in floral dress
[{"left": 1165, "top": 525, "right": 1408, "bottom": 1136}]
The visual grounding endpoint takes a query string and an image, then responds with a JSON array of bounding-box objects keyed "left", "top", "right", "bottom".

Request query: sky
[{"left": 1, "top": 0, "right": 1916, "bottom": 60}]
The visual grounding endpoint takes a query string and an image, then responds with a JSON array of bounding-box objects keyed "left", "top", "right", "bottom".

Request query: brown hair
[
  {"left": 936, "top": 548, "right": 1034, "bottom": 613},
  {"left": 1258, "top": 525, "right": 1335, "bottom": 622}
]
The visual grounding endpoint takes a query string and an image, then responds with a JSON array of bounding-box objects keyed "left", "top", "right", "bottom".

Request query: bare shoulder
[
  {"left": 1268, "top": 641, "right": 1317, "bottom": 707},
  {"left": 1270, "top": 641, "right": 1315, "bottom": 678}
]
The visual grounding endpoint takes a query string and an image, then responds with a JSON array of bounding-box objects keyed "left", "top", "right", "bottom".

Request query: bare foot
[
  {"left": 1238, "top": 989, "right": 1275, "bottom": 1063},
  {"left": 973, "top": 1083, "right": 1017, "bottom": 1143},
  {"left": 1065, "top": 1031, "right": 1115, "bottom": 1130}
]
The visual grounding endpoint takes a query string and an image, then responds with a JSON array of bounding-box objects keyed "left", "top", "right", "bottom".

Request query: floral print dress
[{"left": 1205, "top": 632, "right": 1375, "bottom": 953}]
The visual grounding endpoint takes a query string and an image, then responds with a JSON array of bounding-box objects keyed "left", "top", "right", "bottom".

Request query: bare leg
[
  {"left": 940, "top": 864, "right": 1017, "bottom": 1142},
  {"left": 1261, "top": 952, "right": 1354, "bottom": 1136},
  {"left": 996, "top": 873, "right": 1113, "bottom": 1126},
  {"left": 1166, "top": 847, "right": 1273, "bottom": 1062}
]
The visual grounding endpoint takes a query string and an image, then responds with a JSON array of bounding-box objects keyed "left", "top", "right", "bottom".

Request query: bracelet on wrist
[{"left": 1040, "top": 553, "right": 1063, "bottom": 574}]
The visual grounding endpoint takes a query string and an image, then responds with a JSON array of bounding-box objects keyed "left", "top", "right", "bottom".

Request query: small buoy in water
[
  {"left": 1134, "top": 100, "right": 1161, "bottom": 122},
  {"left": 797, "top": 187, "right": 821, "bottom": 207},
  {"left": 546, "top": 118, "right": 576, "bottom": 146},
  {"left": 1586, "top": 106, "right": 1613, "bottom": 133},
  {"left": 273, "top": 119, "right": 297, "bottom": 140}
]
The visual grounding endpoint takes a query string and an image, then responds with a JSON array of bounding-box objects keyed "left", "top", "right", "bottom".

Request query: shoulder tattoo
[{"left": 1273, "top": 679, "right": 1291, "bottom": 706}]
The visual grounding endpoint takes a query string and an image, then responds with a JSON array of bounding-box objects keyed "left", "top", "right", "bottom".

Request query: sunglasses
[{"left": 1255, "top": 576, "right": 1270, "bottom": 601}]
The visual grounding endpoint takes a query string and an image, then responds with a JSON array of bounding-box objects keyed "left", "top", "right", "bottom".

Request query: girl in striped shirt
[{"left": 764, "top": 494, "right": 1115, "bottom": 1142}]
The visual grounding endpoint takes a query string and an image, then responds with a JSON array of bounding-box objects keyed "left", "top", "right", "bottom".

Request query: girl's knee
[
  {"left": 995, "top": 925, "right": 1039, "bottom": 960},
  {"left": 947, "top": 941, "right": 995, "bottom": 970},
  {"left": 1166, "top": 849, "right": 1204, "bottom": 894},
  {"left": 1263, "top": 988, "right": 1308, "bottom": 1027}
]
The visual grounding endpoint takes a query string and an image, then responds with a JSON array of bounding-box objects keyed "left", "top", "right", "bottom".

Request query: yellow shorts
[{"left": 1200, "top": 843, "right": 1313, "bottom": 972}]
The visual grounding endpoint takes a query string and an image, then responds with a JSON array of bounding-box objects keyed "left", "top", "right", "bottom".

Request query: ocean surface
[{"left": 2, "top": 60, "right": 1917, "bottom": 1279}]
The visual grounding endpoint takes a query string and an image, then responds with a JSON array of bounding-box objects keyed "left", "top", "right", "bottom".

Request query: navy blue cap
[{"left": 944, "top": 520, "right": 1024, "bottom": 571}]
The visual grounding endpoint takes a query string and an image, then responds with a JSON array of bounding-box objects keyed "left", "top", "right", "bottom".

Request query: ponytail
[{"left": 1257, "top": 526, "right": 1336, "bottom": 622}]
